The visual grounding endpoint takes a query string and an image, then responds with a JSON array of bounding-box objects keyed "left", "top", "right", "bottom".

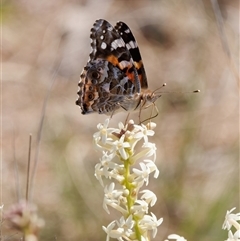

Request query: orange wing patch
[{"left": 106, "top": 54, "right": 119, "bottom": 66}]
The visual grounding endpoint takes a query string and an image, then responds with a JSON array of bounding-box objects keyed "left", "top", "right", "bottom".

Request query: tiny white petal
[
  {"left": 140, "top": 190, "right": 157, "bottom": 206},
  {"left": 168, "top": 234, "right": 187, "bottom": 241},
  {"left": 223, "top": 207, "right": 240, "bottom": 230},
  {"left": 146, "top": 122, "right": 156, "bottom": 130}
]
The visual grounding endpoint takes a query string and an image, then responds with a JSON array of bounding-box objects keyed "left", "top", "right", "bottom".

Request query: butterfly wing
[
  {"left": 76, "top": 19, "right": 146, "bottom": 115},
  {"left": 115, "top": 21, "right": 148, "bottom": 89},
  {"left": 89, "top": 19, "right": 141, "bottom": 93}
]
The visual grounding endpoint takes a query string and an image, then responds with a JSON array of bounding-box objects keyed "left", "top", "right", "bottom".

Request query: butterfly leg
[
  {"left": 124, "top": 113, "right": 130, "bottom": 126},
  {"left": 139, "top": 103, "right": 159, "bottom": 124}
]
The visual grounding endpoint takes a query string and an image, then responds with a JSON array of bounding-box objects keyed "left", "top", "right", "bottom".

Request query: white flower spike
[{"left": 94, "top": 119, "right": 162, "bottom": 241}]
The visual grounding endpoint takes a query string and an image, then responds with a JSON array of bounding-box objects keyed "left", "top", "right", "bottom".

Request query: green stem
[
  {"left": 123, "top": 157, "right": 142, "bottom": 241},
  {"left": 134, "top": 218, "right": 142, "bottom": 241},
  {"left": 123, "top": 158, "right": 132, "bottom": 213}
]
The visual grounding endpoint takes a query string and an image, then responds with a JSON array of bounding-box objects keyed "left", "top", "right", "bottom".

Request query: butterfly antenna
[
  {"left": 154, "top": 87, "right": 200, "bottom": 95},
  {"left": 151, "top": 83, "right": 167, "bottom": 96}
]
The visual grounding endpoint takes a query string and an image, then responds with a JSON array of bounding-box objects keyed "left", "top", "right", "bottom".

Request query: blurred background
[{"left": 2, "top": 0, "right": 239, "bottom": 240}]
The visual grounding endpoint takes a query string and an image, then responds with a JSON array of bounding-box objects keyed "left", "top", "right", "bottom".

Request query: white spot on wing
[
  {"left": 100, "top": 35, "right": 104, "bottom": 40},
  {"left": 111, "top": 39, "right": 125, "bottom": 49},
  {"left": 125, "top": 28, "right": 130, "bottom": 33},
  {"left": 126, "top": 41, "right": 137, "bottom": 49},
  {"left": 101, "top": 42, "right": 107, "bottom": 49},
  {"left": 119, "top": 60, "right": 130, "bottom": 69}
]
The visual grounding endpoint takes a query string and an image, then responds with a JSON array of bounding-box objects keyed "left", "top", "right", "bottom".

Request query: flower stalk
[{"left": 94, "top": 118, "right": 162, "bottom": 241}]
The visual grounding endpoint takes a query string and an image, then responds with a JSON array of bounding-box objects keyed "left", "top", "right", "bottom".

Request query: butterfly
[{"left": 76, "top": 19, "right": 161, "bottom": 115}]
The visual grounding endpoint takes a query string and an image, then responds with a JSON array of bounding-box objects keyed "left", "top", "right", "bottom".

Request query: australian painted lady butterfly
[{"left": 76, "top": 19, "right": 161, "bottom": 115}]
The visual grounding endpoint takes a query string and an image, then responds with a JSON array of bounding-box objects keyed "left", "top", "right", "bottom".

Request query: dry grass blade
[
  {"left": 28, "top": 33, "right": 67, "bottom": 201},
  {"left": 25, "top": 134, "right": 32, "bottom": 202},
  {"left": 210, "top": 0, "right": 239, "bottom": 83}
]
